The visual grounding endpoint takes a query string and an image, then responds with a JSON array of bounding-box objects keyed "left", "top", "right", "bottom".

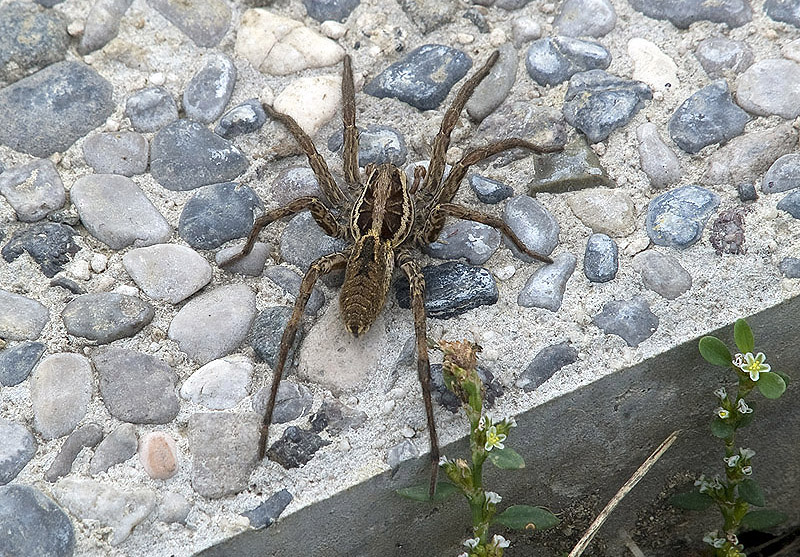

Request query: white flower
[
  {"left": 739, "top": 447, "right": 756, "bottom": 460},
  {"left": 458, "top": 553, "right": 469, "bottom": 557},
  {"left": 736, "top": 399, "right": 753, "bottom": 414},
  {"left": 714, "top": 387, "right": 727, "bottom": 400},
  {"left": 736, "top": 352, "right": 770, "bottom": 381},
  {"left": 484, "top": 426, "right": 506, "bottom": 451},
  {"left": 477, "top": 415, "right": 488, "bottom": 431},
  {"left": 491, "top": 535, "right": 510, "bottom": 549},
  {"left": 463, "top": 538, "right": 480, "bottom": 549},
  {"left": 723, "top": 454, "right": 740, "bottom": 468},
  {"left": 503, "top": 416, "right": 518, "bottom": 428},
  {"left": 439, "top": 455, "right": 449, "bottom": 467},
  {"left": 742, "top": 465, "right": 753, "bottom": 476},
  {"left": 485, "top": 491, "right": 502, "bottom": 505},
  {"left": 717, "top": 407, "right": 730, "bottom": 419}
]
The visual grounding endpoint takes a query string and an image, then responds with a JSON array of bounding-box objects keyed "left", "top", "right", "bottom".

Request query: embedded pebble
[
  {"left": 478, "top": 103, "right": 569, "bottom": 153},
  {"left": 627, "top": 0, "right": 752, "bottom": 28},
  {"left": 123, "top": 244, "right": 212, "bottom": 304},
  {"left": 0, "top": 485, "right": 75, "bottom": 556},
  {"left": 180, "top": 355, "right": 253, "bottom": 410},
  {"left": 525, "top": 36, "right": 611, "bottom": 87},
  {"left": 178, "top": 182, "right": 263, "bottom": 250},
  {"left": 328, "top": 125, "right": 408, "bottom": 167},
  {"left": 82, "top": 131, "right": 149, "bottom": 176},
  {"left": 530, "top": 136, "right": 613, "bottom": 194},
  {"left": 584, "top": 234, "right": 618, "bottom": 283},
  {"left": 242, "top": 489, "right": 293, "bottom": 529},
  {"left": 0, "top": 2, "right": 68, "bottom": 84},
  {"left": 395, "top": 261, "right": 499, "bottom": 319},
  {"left": 783, "top": 39, "right": 800, "bottom": 63},
  {"left": 736, "top": 59, "right": 800, "bottom": 119},
  {"left": 303, "top": 0, "right": 359, "bottom": 22},
  {"left": 71, "top": 174, "right": 172, "bottom": 250},
  {"left": 517, "top": 253, "right": 576, "bottom": 311},
  {"left": 90, "top": 424, "right": 137, "bottom": 474},
  {"left": 0, "top": 290, "right": 50, "bottom": 341},
  {"left": 265, "top": 265, "right": 326, "bottom": 315},
  {"left": 0, "top": 159, "right": 65, "bottom": 222},
  {"left": 709, "top": 208, "right": 747, "bottom": 255},
  {"left": 765, "top": 0, "right": 800, "bottom": 27},
  {"left": 466, "top": 44, "right": 517, "bottom": 122},
  {"left": 45, "top": 424, "right": 104, "bottom": 482},
  {"left": 215, "top": 99, "right": 267, "bottom": 139},
  {"left": 168, "top": 284, "right": 257, "bottom": 364},
  {"left": 566, "top": 188, "right": 635, "bottom": 237},
  {"left": 93, "top": 348, "right": 179, "bottom": 424},
  {"left": 0, "top": 61, "right": 114, "bottom": 157},
  {"left": 272, "top": 167, "right": 322, "bottom": 205},
  {"left": 0, "top": 419, "right": 36, "bottom": 484},
  {"left": 777, "top": 191, "right": 800, "bottom": 219},
  {"left": 512, "top": 17, "right": 541, "bottom": 45},
  {"left": 139, "top": 432, "right": 178, "bottom": 480},
  {"left": 62, "top": 293, "right": 154, "bottom": 343},
  {"left": 563, "top": 70, "right": 652, "bottom": 143},
  {"left": 503, "top": 195, "right": 560, "bottom": 261},
  {"left": 250, "top": 309, "right": 302, "bottom": 376},
  {"left": 309, "top": 399, "right": 367, "bottom": 435},
  {"left": 216, "top": 242, "right": 270, "bottom": 276},
  {"left": 189, "top": 412, "right": 260, "bottom": 498},
  {"left": 321, "top": 20, "right": 347, "bottom": 39},
  {"left": 79, "top": 0, "right": 133, "bottom": 54},
  {"left": 463, "top": 8, "right": 490, "bottom": 34},
  {"left": 183, "top": 53, "right": 237, "bottom": 124},
  {"left": 695, "top": 37, "right": 754, "bottom": 78},
  {"left": 646, "top": 185, "right": 720, "bottom": 249},
  {"left": 738, "top": 183, "right": 758, "bottom": 202},
  {"left": 158, "top": 492, "right": 191, "bottom": 524},
  {"left": 553, "top": 0, "right": 616, "bottom": 37},
  {"left": 235, "top": 9, "right": 344, "bottom": 75},
  {"left": 279, "top": 212, "right": 349, "bottom": 279},
  {"left": 150, "top": 120, "right": 249, "bottom": 191},
  {"left": 633, "top": 251, "right": 692, "bottom": 299},
  {"left": 628, "top": 37, "right": 678, "bottom": 91},
  {"left": 762, "top": 154, "right": 800, "bottom": 194},
  {"left": 387, "top": 439, "right": 419, "bottom": 469},
  {"left": 668, "top": 80, "right": 750, "bottom": 154},
  {"left": 424, "top": 219, "right": 501, "bottom": 265},
  {"left": 592, "top": 297, "right": 659, "bottom": 347},
  {"left": 779, "top": 257, "right": 800, "bottom": 278},
  {"left": 124, "top": 87, "right": 179, "bottom": 133},
  {"left": 147, "top": 0, "right": 230, "bottom": 47},
  {"left": 91, "top": 253, "right": 108, "bottom": 273},
  {"left": 431, "top": 363, "right": 502, "bottom": 412},
  {"left": 364, "top": 44, "right": 472, "bottom": 111},
  {"left": 470, "top": 175, "right": 513, "bottom": 204},
  {"left": 267, "top": 425, "right": 330, "bottom": 469},
  {"left": 31, "top": 353, "right": 92, "bottom": 440},
  {"left": 0, "top": 341, "right": 45, "bottom": 386},
  {"left": 3, "top": 223, "right": 79, "bottom": 278},
  {"left": 517, "top": 341, "right": 578, "bottom": 391},
  {"left": 637, "top": 122, "right": 681, "bottom": 189},
  {"left": 254, "top": 381, "right": 314, "bottom": 424},
  {"left": 273, "top": 75, "right": 342, "bottom": 137},
  {"left": 396, "top": 0, "right": 457, "bottom": 35}
]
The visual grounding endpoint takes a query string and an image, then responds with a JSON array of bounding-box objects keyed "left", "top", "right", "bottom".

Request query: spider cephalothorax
[{"left": 222, "top": 50, "right": 557, "bottom": 495}]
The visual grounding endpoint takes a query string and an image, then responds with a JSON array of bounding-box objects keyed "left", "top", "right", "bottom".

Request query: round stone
[
  {"left": 424, "top": 219, "right": 501, "bottom": 265},
  {"left": 525, "top": 36, "right": 611, "bottom": 87},
  {"left": 632, "top": 250, "right": 692, "bottom": 299},
  {"left": 0, "top": 290, "right": 49, "bottom": 341},
  {"left": 31, "top": 353, "right": 93, "bottom": 439},
  {"left": 122, "top": 244, "right": 212, "bottom": 304},
  {"left": 566, "top": 188, "right": 635, "bottom": 237},
  {"left": 82, "top": 131, "right": 149, "bottom": 176},
  {"left": 503, "top": 195, "right": 560, "bottom": 261},
  {"left": 0, "top": 341, "right": 45, "bottom": 386},
  {"left": 0, "top": 2, "right": 68, "bottom": 83},
  {"left": 215, "top": 99, "right": 267, "bottom": 139},
  {"left": 695, "top": 37, "right": 754, "bottom": 78},
  {"left": 183, "top": 52, "right": 237, "bottom": 124},
  {"left": 139, "top": 432, "right": 178, "bottom": 480},
  {"left": 78, "top": 0, "right": 132, "bottom": 54},
  {"left": 553, "top": 0, "right": 616, "bottom": 37},
  {"left": 180, "top": 355, "right": 253, "bottom": 410},
  {"left": 762, "top": 154, "right": 800, "bottom": 194},
  {"left": 646, "top": 185, "right": 720, "bottom": 249},
  {"left": 178, "top": 182, "right": 263, "bottom": 250},
  {"left": 469, "top": 175, "right": 513, "bottom": 204},
  {"left": 0, "top": 159, "right": 65, "bottom": 222},
  {"left": 62, "top": 292, "right": 154, "bottom": 344},
  {"left": 124, "top": 86, "right": 178, "bottom": 133},
  {"left": 637, "top": 122, "right": 681, "bottom": 189},
  {"left": 0, "top": 419, "right": 37, "bottom": 484},
  {"left": 736, "top": 59, "right": 800, "bottom": 119},
  {"left": 583, "top": 233, "right": 618, "bottom": 283}
]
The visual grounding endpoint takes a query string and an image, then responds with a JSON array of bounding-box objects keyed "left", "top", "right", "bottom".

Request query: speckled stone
[
  {"left": 525, "top": 36, "right": 611, "bottom": 87},
  {"left": 267, "top": 425, "right": 330, "bottom": 469},
  {"left": 736, "top": 59, "right": 800, "bottom": 119},
  {"left": 123, "top": 244, "right": 212, "bottom": 304},
  {"left": 178, "top": 182, "right": 263, "bottom": 250},
  {"left": 183, "top": 53, "right": 236, "bottom": 124},
  {"left": 0, "top": 341, "right": 45, "bottom": 386},
  {"left": 470, "top": 175, "right": 514, "bottom": 204},
  {"left": 0, "top": 419, "right": 36, "bottom": 485},
  {"left": 90, "top": 423, "right": 137, "bottom": 474},
  {"left": 709, "top": 208, "right": 747, "bottom": 255},
  {"left": 45, "top": 423, "right": 103, "bottom": 482},
  {"left": 518, "top": 253, "right": 576, "bottom": 311},
  {"left": 180, "top": 355, "right": 253, "bottom": 410},
  {"left": 79, "top": 0, "right": 133, "bottom": 54},
  {"left": 553, "top": 0, "right": 616, "bottom": 38},
  {"left": 146, "top": 0, "right": 230, "bottom": 47},
  {"left": 529, "top": 136, "right": 614, "bottom": 194},
  {"left": 250, "top": 306, "right": 304, "bottom": 368},
  {"left": 2, "top": 222, "right": 79, "bottom": 278},
  {"left": 762, "top": 154, "right": 800, "bottom": 194},
  {"left": 566, "top": 188, "right": 635, "bottom": 237},
  {"left": 0, "top": 290, "right": 50, "bottom": 341},
  {"left": 242, "top": 489, "right": 293, "bottom": 529},
  {"left": 62, "top": 293, "right": 154, "bottom": 343},
  {"left": 478, "top": 103, "right": 569, "bottom": 154},
  {"left": 633, "top": 250, "right": 692, "bottom": 299},
  {"left": 0, "top": 485, "right": 75, "bottom": 557},
  {"left": 30, "top": 353, "right": 93, "bottom": 440},
  {"left": 0, "top": 2, "right": 68, "bottom": 84},
  {"left": 695, "top": 37, "right": 754, "bottom": 78},
  {"left": 0, "top": 158, "right": 65, "bottom": 222},
  {"left": 627, "top": 0, "right": 752, "bottom": 28},
  {"left": 124, "top": 86, "right": 179, "bottom": 133},
  {"left": 503, "top": 195, "right": 560, "bottom": 261},
  {"left": 158, "top": 492, "right": 191, "bottom": 524},
  {"left": 765, "top": 0, "right": 800, "bottom": 27},
  {"left": 424, "top": 219, "right": 501, "bottom": 265},
  {"left": 646, "top": 185, "right": 720, "bottom": 249},
  {"left": 777, "top": 191, "right": 800, "bottom": 219},
  {"left": 215, "top": 99, "right": 267, "bottom": 139},
  {"left": 254, "top": 382, "right": 313, "bottom": 424},
  {"left": 303, "top": 0, "right": 359, "bottom": 22},
  {"left": 779, "top": 257, "right": 800, "bottom": 278},
  {"left": 593, "top": 297, "right": 659, "bottom": 347},
  {"left": 738, "top": 182, "right": 758, "bottom": 202},
  {"left": 82, "top": 131, "right": 149, "bottom": 176},
  {"left": 264, "top": 266, "right": 326, "bottom": 315},
  {"left": 138, "top": 432, "right": 178, "bottom": 480},
  {"left": 328, "top": 125, "right": 408, "bottom": 167},
  {"left": 584, "top": 233, "right": 618, "bottom": 283},
  {"left": 517, "top": 341, "right": 578, "bottom": 391},
  {"left": 637, "top": 122, "right": 681, "bottom": 189},
  {"left": 466, "top": 44, "right": 517, "bottom": 122}
]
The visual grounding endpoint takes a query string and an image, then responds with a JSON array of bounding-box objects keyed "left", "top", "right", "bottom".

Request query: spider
[{"left": 223, "top": 50, "right": 556, "bottom": 496}]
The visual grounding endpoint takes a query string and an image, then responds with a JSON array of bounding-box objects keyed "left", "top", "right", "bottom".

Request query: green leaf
[
  {"left": 396, "top": 482, "right": 459, "bottom": 502},
  {"left": 711, "top": 417, "right": 735, "bottom": 439},
  {"left": 734, "top": 319, "right": 755, "bottom": 354},
  {"left": 738, "top": 479, "right": 765, "bottom": 507},
  {"left": 494, "top": 505, "right": 559, "bottom": 530},
  {"left": 774, "top": 370, "right": 791, "bottom": 386},
  {"left": 699, "top": 336, "right": 732, "bottom": 367},
  {"left": 757, "top": 372, "right": 786, "bottom": 399},
  {"left": 741, "top": 509, "right": 788, "bottom": 531},
  {"left": 669, "top": 491, "right": 714, "bottom": 511},
  {"left": 487, "top": 446, "right": 525, "bottom": 469}
]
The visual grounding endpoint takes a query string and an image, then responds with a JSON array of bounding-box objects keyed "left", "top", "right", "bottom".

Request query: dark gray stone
[
  {"left": 646, "top": 185, "right": 720, "bottom": 249},
  {"left": 254, "top": 382, "right": 314, "bottom": 424},
  {"left": 364, "top": 44, "right": 472, "bottom": 111},
  {"left": 79, "top": 0, "right": 133, "bottom": 54},
  {"left": 242, "top": 489, "right": 293, "bottom": 529},
  {"left": 0, "top": 485, "right": 75, "bottom": 557},
  {"left": 0, "top": 61, "right": 114, "bottom": 157},
  {"left": 503, "top": 195, "right": 560, "bottom": 262},
  {"left": 765, "top": 0, "right": 800, "bottom": 27},
  {"left": 146, "top": 0, "right": 230, "bottom": 47},
  {"left": 279, "top": 211, "right": 349, "bottom": 286},
  {"left": 62, "top": 293, "right": 154, "bottom": 343},
  {"left": 584, "top": 233, "right": 618, "bottom": 283},
  {"left": 309, "top": 399, "right": 367, "bottom": 435},
  {"left": 183, "top": 53, "right": 236, "bottom": 124},
  {"left": 762, "top": 154, "right": 800, "bottom": 194},
  {"left": 777, "top": 190, "right": 800, "bottom": 219},
  {"left": 216, "top": 242, "right": 269, "bottom": 276},
  {"left": 517, "top": 341, "right": 578, "bottom": 391},
  {"left": 628, "top": 0, "right": 752, "bottom": 28},
  {"left": 668, "top": 80, "right": 750, "bottom": 154},
  {"left": 0, "top": 1, "right": 68, "bottom": 84},
  {"left": 303, "top": 0, "right": 359, "bottom": 22},
  {"left": 267, "top": 426, "right": 330, "bottom": 469},
  {"left": 463, "top": 8, "right": 489, "bottom": 34},
  {"left": 250, "top": 307, "right": 304, "bottom": 368},
  {"left": 779, "top": 257, "right": 800, "bottom": 278},
  {"left": 0, "top": 341, "right": 45, "bottom": 386},
  {"left": 424, "top": 219, "right": 500, "bottom": 265},
  {"left": 694, "top": 37, "right": 754, "bottom": 78},
  {"left": 529, "top": 135, "right": 613, "bottom": 194},
  {"left": 215, "top": 99, "right": 267, "bottom": 139},
  {"left": 271, "top": 167, "right": 322, "bottom": 206},
  {"left": 466, "top": 44, "right": 517, "bottom": 122},
  {"left": 82, "top": 131, "right": 149, "bottom": 176},
  {"left": 430, "top": 363, "right": 502, "bottom": 412},
  {"left": 0, "top": 158, "right": 65, "bottom": 222},
  {"left": 738, "top": 182, "right": 757, "bottom": 202},
  {"left": 518, "top": 253, "right": 577, "bottom": 311},
  {"left": 44, "top": 424, "right": 104, "bottom": 482},
  {"left": 151, "top": 120, "right": 249, "bottom": 191},
  {"left": 0, "top": 291, "right": 49, "bottom": 341},
  {"left": 553, "top": 0, "right": 616, "bottom": 38},
  {"left": 0, "top": 419, "right": 36, "bottom": 484},
  {"left": 264, "top": 266, "right": 325, "bottom": 315},
  {"left": 563, "top": 70, "right": 652, "bottom": 143},
  {"left": 49, "top": 277, "right": 86, "bottom": 295},
  {"left": 709, "top": 208, "right": 747, "bottom": 255},
  {"left": 632, "top": 251, "right": 692, "bottom": 299},
  {"left": 178, "top": 182, "right": 263, "bottom": 249},
  {"left": 1, "top": 222, "right": 78, "bottom": 277},
  {"left": 328, "top": 125, "right": 407, "bottom": 167},
  {"left": 592, "top": 297, "right": 659, "bottom": 347},
  {"left": 525, "top": 36, "right": 611, "bottom": 86},
  {"left": 124, "top": 86, "right": 178, "bottom": 133},
  {"left": 469, "top": 175, "right": 513, "bottom": 204},
  {"left": 90, "top": 423, "right": 137, "bottom": 474}
]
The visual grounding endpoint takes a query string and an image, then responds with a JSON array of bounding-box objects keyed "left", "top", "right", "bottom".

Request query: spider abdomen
[{"left": 340, "top": 233, "right": 395, "bottom": 336}]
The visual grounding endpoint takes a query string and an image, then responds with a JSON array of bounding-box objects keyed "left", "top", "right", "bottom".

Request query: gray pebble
[
  {"left": 178, "top": 182, "right": 263, "bottom": 249},
  {"left": 79, "top": 0, "right": 133, "bottom": 54},
  {"left": 45, "top": 424, "right": 104, "bottom": 482},
  {"left": 123, "top": 244, "right": 212, "bottom": 304},
  {"left": 779, "top": 257, "right": 800, "bottom": 278},
  {"left": 517, "top": 252, "right": 576, "bottom": 310},
  {"left": 0, "top": 158, "right": 65, "bottom": 222},
  {"left": 303, "top": 0, "right": 359, "bottom": 22},
  {"left": 709, "top": 208, "right": 747, "bottom": 255},
  {"left": 279, "top": 211, "right": 349, "bottom": 285},
  {"left": 584, "top": 233, "right": 618, "bottom": 283},
  {"left": 82, "top": 131, "right": 149, "bottom": 176},
  {"left": 777, "top": 191, "right": 800, "bottom": 219},
  {"left": 265, "top": 265, "right": 326, "bottom": 315},
  {"left": 180, "top": 356, "right": 252, "bottom": 410},
  {"left": 512, "top": 16, "right": 541, "bottom": 45},
  {"left": 503, "top": 195, "right": 559, "bottom": 261},
  {"left": 387, "top": 439, "right": 419, "bottom": 469},
  {"left": 765, "top": 0, "right": 800, "bottom": 27},
  {"left": 31, "top": 353, "right": 92, "bottom": 439},
  {"left": 567, "top": 189, "right": 636, "bottom": 237},
  {"left": 736, "top": 59, "right": 800, "bottom": 119},
  {"left": 249, "top": 306, "right": 304, "bottom": 369},
  {"left": 463, "top": 8, "right": 490, "bottom": 34},
  {"left": 267, "top": 425, "right": 330, "bottom": 469},
  {"left": 470, "top": 175, "right": 513, "bottom": 204},
  {"left": 309, "top": 399, "right": 367, "bottom": 435},
  {"left": 694, "top": 37, "right": 754, "bottom": 78},
  {"left": 646, "top": 185, "right": 720, "bottom": 248},
  {"left": 215, "top": 99, "right": 267, "bottom": 139},
  {"left": 627, "top": 0, "right": 752, "bottom": 28},
  {"left": 0, "top": 485, "right": 75, "bottom": 557},
  {"left": 168, "top": 284, "right": 257, "bottom": 364},
  {"left": 525, "top": 36, "right": 611, "bottom": 87},
  {"left": 553, "top": 0, "right": 617, "bottom": 38},
  {"left": 93, "top": 348, "right": 179, "bottom": 424},
  {"left": 150, "top": 120, "right": 249, "bottom": 191},
  {"left": 0, "top": 61, "right": 114, "bottom": 157},
  {"left": 477, "top": 103, "right": 569, "bottom": 154},
  {"left": 242, "top": 489, "right": 293, "bottom": 529},
  {"left": 183, "top": 53, "right": 236, "bottom": 124},
  {"left": 71, "top": 174, "right": 172, "bottom": 250},
  {"left": 90, "top": 423, "right": 137, "bottom": 474},
  {"left": 216, "top": 242, "right": 270, "bottom": 276},
  {"left": 0, "top": 341, "right": 45, "bottom": 386},
  {"left": 146, "top": 0, "right": 230, "bottom": 47},
  {"left": 592, "top": 297, "right": 659, "bottom": 347},
  {"left": 328, "top": 125, "right": 408, "bottom": 167},
  {"left": 0, "top": 290, "right": 50, "bottom": 341},
  {"left": 62, "top": 292, "right": 154, "bottom": 344},
  {"left": 189, "top": 412, "right": 260, "bottom": 498},
  {"left": 271, "top": 167, "right": 322, "bottom": 206},
  {"left": 632, "top": 250, "right": 692, "bottom": 299},
  {"left": 0, "top": 2, "right": 68, "bottom": 84},
  {"left": 738, "top": 182, "right": 757, "bottom": 202},
  {"left": 158, "top": 492, "right": 191, "bottom": 524},
  {"left": 637, "top": 122, "right": 681, "bottom": 189},
  {"left": 396, "top": 0, "right": 456, "bottom": 34},
  {"left": 0, "top": 419, "right": 36, "bottom": 485},
  {"left": 762, "top": 153, "right": 800, "bottom": 194},
  {"left": 563, "top": 70, "right": 652, "bottom": 144},
  {"left": 424, "top": 219, "right": 500, "bottom": 265},
  {"left": 466, "top": 44, "right": 517, "bottom": 122},
  {"left": 124, "top": 86, "right": 178, "bottom": 133},
  {"left": 364, "top": 44, "right": 472, "bottom": 111},
  {"left": 2, "top": 222, "right": 79, "bottom": 278},
  {"left": 33, "top": 0, "right": 65, "bottom": 6},
  {"left": 530, "top": 135, "right": 613, "bottom": 194},
  {"left": 49, "top": 277, "right": 86, "bottom": 295},
  {"left": 254, "top": 381, "right": 314, "bottom": 424},
  {"left": 517, "top": 341, "right": 577, "bottom": 391},
  {"left": 495, "top": 0, "right": 533, "bottom": 9}
]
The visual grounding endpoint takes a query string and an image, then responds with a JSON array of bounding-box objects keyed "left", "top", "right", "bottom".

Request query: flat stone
[
  {"left": 633, "top": 251, "right": 692, "bottom": 299},
  {"left": 503, "top": 195, "right": 560, "bottom": 261},
  {"left": 0, "top": 61, "right": 113, "bottom": 157},
  {"left": 303, "top": 0, "right": 359, "bottom": 22},
  {"left": 0, "top": 158, "right": 65, "bottom": 221},
  {"left": 31, "top": 353, "right": 92, "bottom": 439},
  {"left": 478, "top": 103, "right": 569, "bottom": 154},
  {"left": 180, "top": 355, "right": 253, "bottom": 410},
  {"left": 328, "top": 125, "right": 408, "bottom": 167},
  {"left": 250, "top": 306, "right": 304, "bottom": 369},
  {"left": 518, "top": 253, "right": 576, "bottom": 311},
  {"left": 709, "top": 208, "right": 747, "bottom": 255},
  {"left": 242, "top": 489, "right": 293, "bottom": 529},
  {"left": 264, "top": 265, "right": 326, "bottom": 315},
  {"left": 168, "top": 284, "right": 257, "bottom": 364},
  {"left": 216, "top": 242, "right": 270, "bottom": 276},
  {"left": 466, "top": 44, "right": 517, "bottom": 122},
  {"left": 593, "top": 297, "right": 659, "bottom": 347},
  {"left": 637, "top": 122, "right": 681, "bottom": 189},
  {"left": 762, "top": 154, "right": 800, "bottom": 194},
  {"left": 0, "top": 485, "right": 75, "bottom": 556},
  {"left": 183, "top": 53, "right": 236, "bottom": 124},
  {"left": 150, "top": 120, "right": 249, "bottom": 191},
  {"left": 93, "top": 348, "right": 180, "bottom": 424},
  {"left": 736, "top": 59, "right": 800, "bottom": 119},
  {"left": 646, "top": 185, "right": 720, "bottom": 249},
  {"left": 0, "top": 419, "right": 36, "bottom": 485},
  {"left": 62, "top": 292, "right": 153, "bottom": 343},
  {"left": 272, "top": 166, "right": 322, "bottom": 206},
  {"left": 122, "top": 244, "right": 212, "bottom": 304},
  {"left": 267, "top": 425, "right": 329, "bottom": 469},
  {"left": 628, "top": 37, "right": 679, "bottom": 92},
  {"left": 189, "top": 412, "right": 260, "bottom": 498},
  {"left": 517, "top": 341, "right": 578, "bottom": 391},
  {"left": 567, "top": 188, "right": 635, "bottom": 237},
  {"left": 273, "top": 74, "right": 342, "bottom": 137},
  {"left": 0, "top": 2, "right": 68, "bottom": 84},
  {"left": 71, "top": 174, "right": 172, "bottom": 250},
  {"left": 178, "top": 182, "right": 263, "bottom": 249},
  {"left": 627, "top": 0, "right": 752, "bottom": 28},
  {"left": 583, "top": 233, "right": 618, "bottom": 283},
  {"left": 525, "top": 36, "right": 611, "bottom": 87},
  {"left": 279, "top": 211, "right": 349, "bottom": 284},
  {"left": 215, "top": 99, "right": 267, "bottom": 139},
  {"left": 529, "top": 135, "right": 613, "bottom": 194},
  {"left": 79, "top": 0, "right": 133, "bottom": 54},
  {"left": 777, "top": 190, "right": 800, "bottom": 219},
  {"left": 470, "top": 175, "right": 514, "bottom": 204},
  {"left": 431, "top": 363, "right": 502, "bottom": 412},
  {"left": 0, "top": 290, "right": 50, "bottom": 341},
  {"left": 0, "top": 341, "right": 45, "bottom": 386},
  {"left": 765, "top": 0, "right": 800, "bottom": 27},
  {"left": 779, "top": 257, "right": 800, "bottom": 278},
  {"left": 365, "top": 44, "right": 472, "bottom": 111},
  {"left": 90, "top": 423, "right": 137, "bottom": 474},
  {"left": 309, "top": 399, "right": 367, "bottom": 435},
  {"left": 45, "top": 423, "right": 104, "bottom": 482},
  {"left": 147, "top": 0, "right": 230, "bottom": 47},
  {"left": 82, "top": 131, "right": 148, "bottom": 176},
  {"left": 1, "top": 222, "right": 79, "bottom": 278},
  {"left": 424, "top": 219, "right": 501, "bottom": 265},
  {"left": 387, "top": 439, "right": 419, "bottom": 469},
  {"left": 554, "top": 0, "right": 616, "bottom": 37},
  {"left": 254, "top": 382, "right": 313, "bottom": 424},
  {"left": 139, "top": 432, "right": 178, "bottom": 480},
  {"left": 124, "top": 86, "right": 178, "bottom": 133},
  {"left": 695, "top": 37, "right": 754, "bottom": 78}
]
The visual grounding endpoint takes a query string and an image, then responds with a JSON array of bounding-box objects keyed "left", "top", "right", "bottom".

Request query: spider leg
[
  {"left": 342, "top": 54, "right": 360, "bottom": 188},
  {"left": 258, "top": 250, "right": 350, "bottom": 458},
  {"left": 397, "top": 250, "right": 440, "bottom": 498}
]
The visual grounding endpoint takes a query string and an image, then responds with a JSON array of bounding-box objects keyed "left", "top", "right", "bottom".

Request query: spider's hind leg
[{"left": 342, "top": 54, "right": 360, "bottom": 188}]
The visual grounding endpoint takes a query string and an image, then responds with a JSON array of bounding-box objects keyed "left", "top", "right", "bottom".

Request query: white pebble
[
  {"left": 494, "top": 264, "right": 516, "bottom": 281},
  {"left": 114, "top": 284, "right": 140, "bottom": 297},
  {"left": 381, "top": 400, "right": 395, "bottom": 415},
  {"left": 489, "top": 28, "right": 507, "bottom": 47},
  {"left": 337, "top": 437, "right": 351, "bottom": 452},
  {"left": 457, "top": 33, "right": 474, "bottom": 45},
  {"left": 90, "top": 253, "right": 108, "bottom": 273},
  {"left": 512, "top": 17, "right": 542, "bottom": 45},
  {"left": 259, "top": 85, "right": 274, "bottom": 107},
  {"left": 104, "top": 118, "right": 121, "bottom": 132},
  {"left": 320, "top": 20, "right": 347, "bottom": 40},
  {"left": 69, "top": 260, "right": 91, "bottom": 281},
  {"left": 401, "top": 425, "right": 415, "bottom": 438},
  {"left": 149, "top": 72, "right": 166, "bottom": 86},
  {"left": 388, "top": 387, "right": 405, "bottom": 400},
  {"left": 628, "top": 38, "right": 679, "bottom": 92},
  {"left": 67, "top": 20, "right": 84, "bottom": 37},
  {"left": 623, "top": 235, "right": 651, "bottom": 256}
]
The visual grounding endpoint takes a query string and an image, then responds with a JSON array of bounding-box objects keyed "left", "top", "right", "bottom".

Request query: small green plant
[
  {"left": 671, "top": 318, "right": 790, "bottom": 556},
  {"left": 398, "top": 340, "right": 559, "bottom": 556}
]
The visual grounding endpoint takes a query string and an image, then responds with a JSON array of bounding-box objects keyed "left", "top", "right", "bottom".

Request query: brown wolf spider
[{"left": 223, "top": 50, "right": 556, "bottom": 496}]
